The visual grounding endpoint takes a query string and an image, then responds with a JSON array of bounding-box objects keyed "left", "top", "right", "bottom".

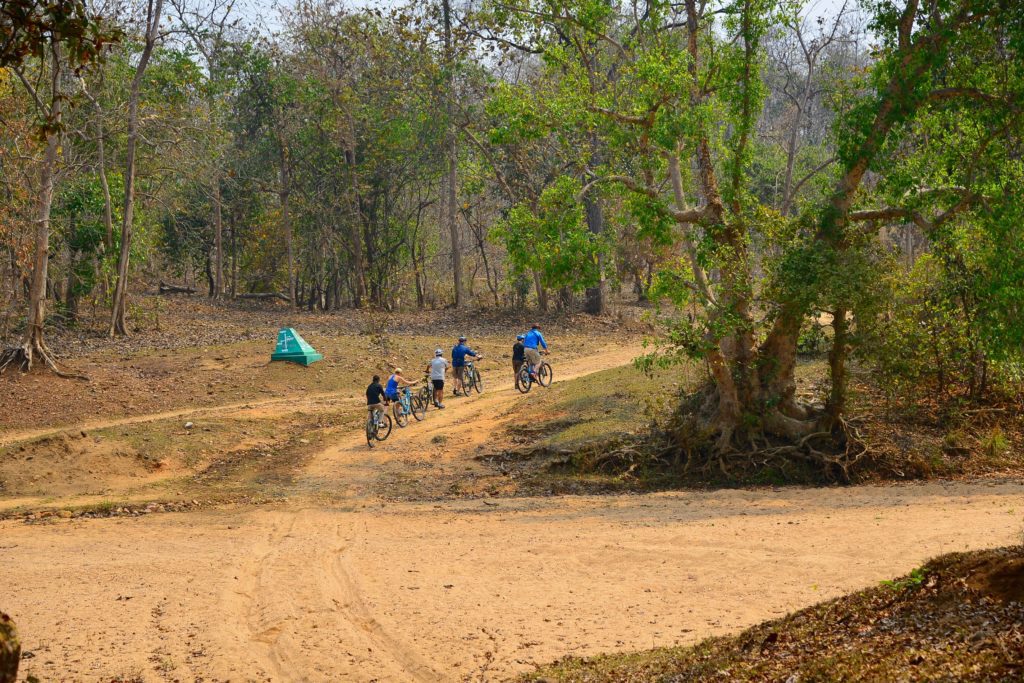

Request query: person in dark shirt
[
  {"left": 366, "top": 375, "right": 386, "bottom": 446},
  {"left": 512, "top": 334, "right": 526, "bottom": 379}
]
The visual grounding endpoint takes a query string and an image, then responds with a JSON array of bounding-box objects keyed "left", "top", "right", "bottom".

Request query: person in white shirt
[{"left": 426, "top": 348, "right": 450, "bottom": 409}]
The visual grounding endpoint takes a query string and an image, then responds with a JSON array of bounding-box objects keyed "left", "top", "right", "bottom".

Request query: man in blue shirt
[
  {"left": 451, "top": 336, "right": 481, "bottom": 396},
  {"left": 523, "top": 324, "right": 548, "bottom": 379}
]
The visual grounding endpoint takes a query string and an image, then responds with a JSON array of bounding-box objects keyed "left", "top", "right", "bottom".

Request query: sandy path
[
  {"left": 4, "top": 483, "right": 1022, "bottom": 682},
  {"left": 301, "top": 343, "right": 643, "bottom": 492},
  {"left": 4, "top": 344, "right": 1024, "bottom": 682}
]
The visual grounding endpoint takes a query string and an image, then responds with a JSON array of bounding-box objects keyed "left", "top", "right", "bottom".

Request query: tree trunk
[
  {"left": 583, "top": 130, "right": 608, "bottom": 315},
  {"left": 230, "top": 208, "right": 238, "bottom": 298},
  {"left": 279, "top": 154, "right": 296, "bottom": 306},
  {"left": 212, "top": 173, "right": 224, "bottom": 299},
  {"left": 583, "top": 193, "right": 607, "bottom": 315},
  {"left": 533, "top": 270, "right": 548, "bottom": 312},
  {"left": 343, "top": 143, "right": 367, "bottom": 306},
  {"left": 412, "top": 239, "right": 425, "bottom": 309},
  {"left": 95, "top": 109, "right": 114, "bottom": 252},
  {"left": 442, "top": 0, "right": 462, "bottom": 308},
  {"left": 825, "top": 308, "right": 848, "bottom": 425},
  {"left": 24, "top": 107, "right": 60, "bottom": 354},
  {"left": 0, "top": 50, "right": 85, "bottom": 375},
  {"left": 80, "top": 80, "right": 114, "bottom": 252},
  {"left": 109, "top": 0, "right": 163, "bottom": 338},
  {"left": 204, "top": 251, "right": 214, "bottom": 297},
  {"left": 65, "top": 247, "right": 80, "bottom": 323}
]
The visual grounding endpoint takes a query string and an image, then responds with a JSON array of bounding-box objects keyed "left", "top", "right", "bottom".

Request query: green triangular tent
[{"left": 270, "top": 327, "right": 323, "bottom": 366}]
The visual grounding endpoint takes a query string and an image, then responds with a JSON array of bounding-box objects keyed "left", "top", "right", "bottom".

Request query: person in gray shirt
[{"left": 426, "top": 348, "right": 450, "bottom": 409}]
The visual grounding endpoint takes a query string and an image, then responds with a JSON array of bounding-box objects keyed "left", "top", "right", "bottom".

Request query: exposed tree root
[
  {"left": 745, "top": 422, "right": 868, "bottom": 484},
  {"left": 0, "top": 339, "right": 89, "bottom": 380}
]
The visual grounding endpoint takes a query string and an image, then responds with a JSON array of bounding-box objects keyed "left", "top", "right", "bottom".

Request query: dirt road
[{"left": 4, "top": 345, "right": 1024, "bottom": 682}]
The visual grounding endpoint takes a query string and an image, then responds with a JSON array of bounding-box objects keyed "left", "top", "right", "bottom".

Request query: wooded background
[{"left": 1, "top": 0, "right": 1021, "bottom": 449}]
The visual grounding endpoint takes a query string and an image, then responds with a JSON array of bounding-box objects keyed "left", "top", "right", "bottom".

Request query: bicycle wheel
[
  {"left": 393, "top": 401, "right": 409, "bottom": 428},
  {"left": 463, "top": 368, "right": 475, "bottom": 394},
  {"left": 538, "top": 362, "right": 553, "bottom": 387},
  {"left": 473, "top": 367, "right": 483, "bottom": 394},
  {"left": 516, "top": 366, "right": 532, "bottom": 393},
  {"left": 366, "top": 414, "right": 376, "bottom": 442},
  {"left": 418, "top": 386, "right": 431, "bottom": 412},
  {"left": 374, "top": 414, "right": 393, "bottom": 441},
  {"left": 411, "top": 394, "right": 426, "bottom": 421}
]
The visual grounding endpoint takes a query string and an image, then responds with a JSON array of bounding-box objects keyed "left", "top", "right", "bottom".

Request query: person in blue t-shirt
[
  {"left": 523, "top": 324, "right": 549, "bottom": 379},
  {"left": 384, "top": 368, "right": 417, "bottom": 402},
  {"left": 451, "top": 336, "right": 482, "bottom": 396}
]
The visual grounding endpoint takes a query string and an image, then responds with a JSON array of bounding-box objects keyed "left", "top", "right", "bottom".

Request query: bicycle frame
[{"left": 397, "top": 386, "right": 413, "bottom": 415}]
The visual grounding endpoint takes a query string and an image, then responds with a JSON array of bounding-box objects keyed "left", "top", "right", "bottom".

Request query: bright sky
[{"left": 237, "top": 0, "right": 863, "bottom": 36}]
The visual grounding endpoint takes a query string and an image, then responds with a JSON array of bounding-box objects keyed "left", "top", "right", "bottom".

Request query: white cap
[
  {"left": 435, "top": 349, "right": 443, "bottom": 356},
  {"left": 395, "top": 368, "right": 403, "bottom": 374}
]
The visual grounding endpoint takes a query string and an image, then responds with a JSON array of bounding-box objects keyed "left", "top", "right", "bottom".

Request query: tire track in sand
[
  {"left": 224, "top": 345, "right": 644, "bottom": 681},
  {"left": 230, "top": 509, "right": 443, "bottom": 681}
]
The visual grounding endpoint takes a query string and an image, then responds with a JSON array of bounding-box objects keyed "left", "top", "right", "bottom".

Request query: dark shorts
[
  {"left": 432, "top": 379, "right": 445, "bottom": 391},
  {"left": 513, "top": 360, "right": 524, "bottom": 375},
  {"left": 385, "top": 392, "right": 399, "bottom": 402}
]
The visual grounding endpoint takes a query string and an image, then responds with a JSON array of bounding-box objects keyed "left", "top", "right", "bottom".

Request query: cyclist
[
  {"left": 365, "top": 374, "right": 386, "bottom": 447},
  {"left": 425, "top": 348, "right": 449, "bottom": 409},
  {"left": 523, "top": 324, "right": 549, "bottom": 380},
  {"left": 512, "top": 334, "right": 526, "bottom": 378},
  {"left": 384, "top": 367, "right": 417, "bottom": 402},
  {"left": 451, "top": 335, "right": 481, "bottom": 396}
]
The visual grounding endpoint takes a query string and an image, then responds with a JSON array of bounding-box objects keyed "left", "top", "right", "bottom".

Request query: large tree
[
  {"left": 0, "top": 0, "right": 116, "bottom": 373},
  {"left": 482, "top": 0, "right": 1023, "bottom": 469},
  {"left": 109, "top": 0, "right": 166, "bottom": 337}
]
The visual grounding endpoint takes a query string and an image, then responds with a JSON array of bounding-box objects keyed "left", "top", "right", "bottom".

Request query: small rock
[{"left": 184, "top": 422, "right": 194, "bottom": 429}]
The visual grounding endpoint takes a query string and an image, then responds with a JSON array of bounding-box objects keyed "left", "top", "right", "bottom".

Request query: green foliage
[
  {"left": 797, "top": 318, "right": 829, "bottom": 356},
  {"left": 982, "top": 427, "right": 1010, "bottom": 460},
  {"left": 493, "top": 176, "right": 605, "bottom": 290},
  {"left": 880, "top": 566, "right": 927, "bottom": 592}
]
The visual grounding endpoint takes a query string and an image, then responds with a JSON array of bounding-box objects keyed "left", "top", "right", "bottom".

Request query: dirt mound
[
  {"left": 529, "top": 546, "right": 1024, "bottom": 682},
  {"left": 967, "top": 555, "right": 1024, "bottom": 604},
  {"left": 0, "top": 432, "right": 168, "bottom": 497}
]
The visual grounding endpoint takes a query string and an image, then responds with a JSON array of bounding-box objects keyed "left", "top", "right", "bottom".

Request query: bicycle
[
  {"left": 515, "top": 355, "right": 552, "bottom": 393},
  {"left": 460, "top": 359, "right": 484, "bottom": 395},
  {"left": 392, "top": 385, "right": 426, "bottom": 427},
  {"left": 366, "top": 409, "right": 393, "bottom": 444},
  {"left": 417, "top": 374, "right": 433, "bottom": 412}
]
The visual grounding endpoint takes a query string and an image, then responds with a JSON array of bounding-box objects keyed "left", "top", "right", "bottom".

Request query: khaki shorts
[{"left": 525, "top": 348, "right": 542, "bottom": 369}]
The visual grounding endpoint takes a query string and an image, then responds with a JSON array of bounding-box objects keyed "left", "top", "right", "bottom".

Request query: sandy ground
[{"left": 4, "top": 345, "right": 1024, "bottom": 682}]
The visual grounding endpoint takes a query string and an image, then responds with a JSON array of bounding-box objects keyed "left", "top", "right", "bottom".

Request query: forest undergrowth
[{"left": 484, "top": 360, "right": 1024, "bottom": 495}]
